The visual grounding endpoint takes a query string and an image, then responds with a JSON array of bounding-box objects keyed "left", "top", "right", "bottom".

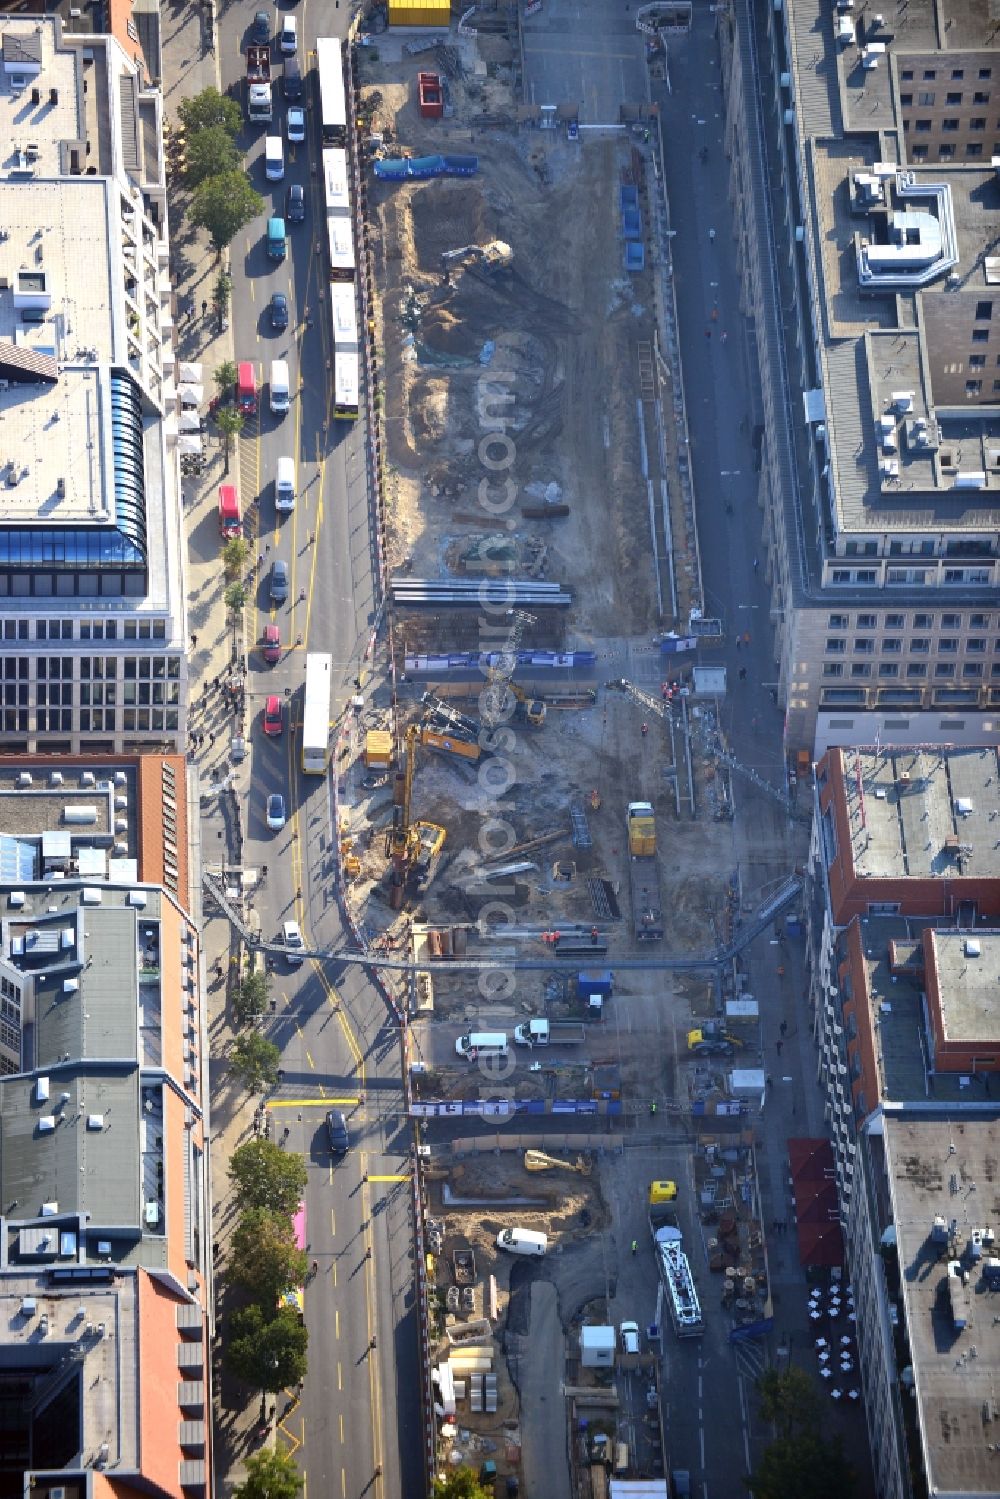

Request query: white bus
[
  {"left": 316, "top": 37, "right": 347, "bottom": 147},
  {"left": 330, "top": 283, "right": 359, "bottom": 421},
  {"left": 321, "top": 147, "right": 350, "bottom": 214},
  {"left": 301, "top": 653, "right": 333, "bottom": 775},
  {"left": 326, "top": 210, "right": 356, "bottom": 281}
]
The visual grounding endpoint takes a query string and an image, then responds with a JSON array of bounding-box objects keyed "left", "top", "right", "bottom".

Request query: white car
[
  {"left": 279, "top": 14, "right": 296, "bottom": 53},
  {"left": 282, "top": 919, "right": 304, "bottom": 966},
  {"left": 286, "top": 106, "right": 306, "bottom": 144},
  {"left": 619, "top": 1320, "right": 640, "bottom": 1355},
  {"left": 266, "top": 793, "right": 286, "bottom": 832}
]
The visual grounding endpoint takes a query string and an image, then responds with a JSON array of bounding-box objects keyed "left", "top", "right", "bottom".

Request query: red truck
[
  {"left": 218, "top": 484, "right": 241, "bottom": 539},
  {"left": 237, "top": 361, "right": 257, "bottom": 416}
]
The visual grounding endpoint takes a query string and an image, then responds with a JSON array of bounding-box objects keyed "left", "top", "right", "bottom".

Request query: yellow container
[
  {"left": 649, "top": 1180, "right": 678, "bottom": 1205},
  {"left": 364, "top": 730, "right": 393, "bottom": 769},
  {"left": 388, "top": 0, "right": 451, "bottom": 25}
]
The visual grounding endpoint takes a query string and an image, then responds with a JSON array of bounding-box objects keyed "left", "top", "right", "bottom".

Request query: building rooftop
[
  {"left": 932, "top": 930, "right": 1000, "bottom": 1045},
  {"left": 839, "top": 746, "right": 1000, "bottom": 879},
  {"left": 885, "top": 1113, "right": 1000, "bottom": 1497}
]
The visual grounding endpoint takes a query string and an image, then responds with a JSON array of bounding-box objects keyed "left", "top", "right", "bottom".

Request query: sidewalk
[{"left": 161, "top": 7, "right": 269, "bottom": 1489}]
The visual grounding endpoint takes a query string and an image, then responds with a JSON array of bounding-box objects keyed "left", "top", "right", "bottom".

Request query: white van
[
  {"left": 270, "top": 359, "right": 290, "bottom": 415},
  {"left": 455, "top": 1031, "right": 508, "bottom": 1060},
  {"left": 495, "top": 1227, "right": 547, "bottom": 1257},
  {"left": 275, "top": 455, "right": 295, "bottom": 512},
  {"left": 264, "top": 135, "right": 284, "bottom": 181}
]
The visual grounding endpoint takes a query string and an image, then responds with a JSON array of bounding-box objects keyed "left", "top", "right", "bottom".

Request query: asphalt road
[{"left": 214, "top": 6, "right": 423, "bottom": 1496}]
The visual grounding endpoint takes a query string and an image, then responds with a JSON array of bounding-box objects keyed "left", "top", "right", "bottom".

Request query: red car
[
  {"left": 262, "top": 624, "right": 281, "bottom": 664},
  {"left": 263, "top": 694, "right": 284, "bottom": 736}
]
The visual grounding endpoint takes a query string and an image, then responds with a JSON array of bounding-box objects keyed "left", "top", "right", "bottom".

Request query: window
[
  {"left": 947, "top": 91, "right": 963, "bottom": 104},
  {"left": 976, "top": 301, "right": 994, "bottom": 320},
  {"left": 922, "top": 69, "right": 936, "bottom": 81},
  {"left": 970, "top": 613, "right": 990, "bottom": 628},
  {"left": 963, "top": 662, "right": 984, "bottom": 679},
  {"left": 900, "top": 93, "right": 913, "bottom": 106},
  {"left": 826, "top": 638, "right": 846, "bottom": 654},
  {"left": 971, "top": 354, "right": 987, "bottom": 368},
  {"left": 907, "top": 663, "right": 927, "bottom": 678},
  {"left": 914, "top": 613, "right": 932, "bottom": 627},
  {"left": 911, "top": 637, "right": 930, "bottom": 652},
  {"left": 851, "top": 663, "right": 872, "bottom": 678},
  {"left": 939, "top": 145, "right": 955, "bottom": 159},
  {"left": 967, "top": 380, "right": 983, "bottom": 395},
  {"left": 36, "top": 620, "right": 73, "bottom": 641},
  {"left": 857, "top": 613, "right": 877, "bottom": 628},
  {"left": 885, "top": 613, "right": 905, "bottom": 628},
  {"left": 915, "top": 119, "right": 932, "bottom": 132},
  {"left": 970, "top": 117, "right": 987, "bottom": 129},
  {"left": 879, "top": 663, "right": 900, "bottom": 679},
  {"left": 936, "top": 662, "right": 956, "bottom": 678},
  {"left": 942, "top": 613, "right": 961, "bottom": 627},
  {"left": 883, "top": 638, "right": 902, "bottom": 653},
  {"left": 845, "top": 541, "right": 878, "bottom": 557},
  {"left": 942, "top": 118, "right": 959, "bottom": 131},
  {"left": 952, "top": 68, "right": 965, "bottom": 80},
  {"left": 968, "top": 638, "right": 986, "bottom": 653},
  {"left": 901, "top": 69, "right": 913, "bottom": 81},
  {"left": 824, "top": 663, "right": 844, "bottom": 679},
  {"left": 911, "top": 144, "right": 928, "bottom": 160},
  {"left": 973, "top": 328, "right": 990, "bottom": 342},
  {"left": 855, "top": 638, "right": 875, "bottom": 654},
  {"left": 980, "top": 68, "right": 993, "bottom": 80},
  {"left": 939, "top": 638, "right": 958, "bottom": 653},
  {"left": 968, "top": 142, "right": 984, "bottom": 156},
  {"left": 828, "top": 613, "right": 849, "bottom": 629}
]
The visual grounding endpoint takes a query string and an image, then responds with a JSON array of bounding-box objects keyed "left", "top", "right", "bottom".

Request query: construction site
[{"left": 341, "top": 9, "right": 812, "bottom": 1496}]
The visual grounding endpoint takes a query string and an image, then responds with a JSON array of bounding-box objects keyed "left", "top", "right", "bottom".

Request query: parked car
[
  {"left": 279, "top": 15, "right": 296, "bottom": 53},
  {"left": 266, "top": 793, "right": 286, "bottom": 831},
  {"left": 619, "top": 1321, "right": 641, "bottom": 1355},
  {"left": 262, "top": 623, "right": 281, "bottom": 664},
  {"left": 269, "top": 291, "right": 289, "bottom": 330},
  {"left": 269, "top": 558, "right": 289, "bottom": 604},
  {"left": 286, "top": 106, "right": 306, "bottom": 144},
  {"left": 285, "top": 183, "right": 306, "bottom": 224},
  {"left": 282, "top": 919, "right": 304, "bottom": 966},
  {"left": 325, "top": 1109, "right": 350, "bottom": 1154},
  {"left": 250, "top": 9, "right": 270, "bottom": 44},
  {"left": 263, "top": 694, "right": 284, "bottom": 737}
]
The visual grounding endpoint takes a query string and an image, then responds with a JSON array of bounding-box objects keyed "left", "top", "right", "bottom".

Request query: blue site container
[
  {"left": 578, "top": 969, "right": 614, "bottom": 997},
  {"left": 620, "top": 183, "right": 639, "bottom": 213},
  {"left": 622, "top": 206, "right": 643, "bottom": 240},
  {"left": 625, "top": 241, "right": 645, "bottom": 272}
]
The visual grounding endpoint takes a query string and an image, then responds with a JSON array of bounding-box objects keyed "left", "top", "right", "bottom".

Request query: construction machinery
[
  {"left": 626, "top": 801, "right": 665, "bottom": 942},
  {"left": 385, "top": 724, "right": 447, "bottom": 908},
  {"left": 686, "top": 1021, "right": 744, "bottom": 1056},
  {"left": 524, "top": 1149, "right": 592, "bottom": 1175},
  {"left": 440, "top": 240, "right": 513, "bottom": 284}
]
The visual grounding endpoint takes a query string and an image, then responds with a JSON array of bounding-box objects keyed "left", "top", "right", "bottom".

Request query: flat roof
[
  {"left": 840, "top": 746, "right": 1000, "bottom": 879},
  {"left": 862, "top": 917, "right": 996, "bottom": 1105},
  {"left": 932, "top": 930, "right": 1000, "bottom": 1045},
  {"left": 885, "top": 1114, "right": 1000, "bottom": 1496},
  {"left": 0, "top": 25, "right": 82, "bottom": 177}
]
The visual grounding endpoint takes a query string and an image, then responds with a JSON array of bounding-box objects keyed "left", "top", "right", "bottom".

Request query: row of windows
[
  {"left": 901, "top": 90, "right": 993, "bottom": 105},
  {"left": 827, "top": 636, "right": 997, "bottom": 653},
  {"left": 906, "top": 117, "right": 996, "bottom": 130},
  {"left": 827, "top": 612, "right": 992, "bottom": 628},
  {"left": 830, "top": 567, "right": 994, "bottom": 584},
  {"left": 9, "top": 707, "right": 182, "bottom": 734},
  {"left": 0, "top": 655, "right": 181, "bottom": 680},
  {"left": 16, "top": 618, "right": 168, "bottom": 641},
  {"left": 823, "top": 662, "right": 998, "bottom": 679},
  {"left": 899, "top": 67, "right": 993, "bottom": 82},
  {"left": 911, "top": 144, "right": 1000, "bottom": 160}
]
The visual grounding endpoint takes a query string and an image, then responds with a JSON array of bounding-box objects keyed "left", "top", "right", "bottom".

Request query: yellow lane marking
[
  {"left": 306, "top": 1050, "right": 315, "bottom": 1070},
  {"left": 268, "top": 1097, "right": 361, "bottom": 1108},
  {"left": 366, "top": 1174, "right": 409, "bottom": 1183},
  {"left": 335, "top": 1308, "right": 340, "bottom": 1339}
]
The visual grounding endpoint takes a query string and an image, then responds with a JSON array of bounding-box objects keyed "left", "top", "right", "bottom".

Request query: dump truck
[
  {"left": 245, "top": 45, "right": 273, "bottom": 124},
  {"left": 513, "top": 1018, "right": 587, "bottom": 1047},
  {"left": 687, "top": 1020, "right": 745, "bottom": 1056},
  {"left": 626, "top": 801, "right": 664, "bottom": 942}
]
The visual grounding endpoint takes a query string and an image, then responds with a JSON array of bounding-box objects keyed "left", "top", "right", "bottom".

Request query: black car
[
  {"left": 283, "top": 55, "right": 303, "bottom": 101},
  {"left": 269, "top": 292, "right": 289, "bottom": 331},
  {"left": 285, "top": 183, "right": 305, "bottom": 224},
  {"left": 250, "top": 9, "right": 269, "bottom": 44},
  {"left": 325, "top": 1109, "right": 349, "bottom": 1154}
]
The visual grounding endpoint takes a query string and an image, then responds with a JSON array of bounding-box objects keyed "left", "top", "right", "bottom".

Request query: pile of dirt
[
  {"left": 409, "top": 180, "right": 499, "bottom": 270},
  {"left": 421, "top": 304, "right": 483, "bottom": 359},
  {"left": 409, "top": 375, "right": 451, "bottom": 446}
]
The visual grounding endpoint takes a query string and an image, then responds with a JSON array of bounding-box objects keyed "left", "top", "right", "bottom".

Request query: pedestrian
[
  {"left": 209, "top": 730, "right": 216, "bottom": 745},
  {"left": 190, "top": 633, "right": 198, "bottom": 650},
  {"left": 650, "top": 1101, "right": 657, "bottom": 1116},
  {"left": 258, "top": 552, "right": 265, "bottom": 567},
  {"left": 711, "top": 305, "right": 718, "bottom": 322},
  {"left": 631, "top": 1239, "right": 638, "bottom": 1256},
  {"left": 780, "top": 1020, "right": 787, "bottom": 1037},
  {"left": 266, "top": 542, "right": 271, "bottom": 554},
  {"left": 736, "top": 637, "right": 741, "bottom": 651},
  {"left": 753, "top": 557, "right": 759, "bottom": 573},
  {"left": 721, "top": 330, "right": 728, "bottom": 345},
  {"left": 776, "top": 1040, "right": 783, "bottom": 1057},
  {"left": 742, "top": 631, "right": 750, "bottom": 646},
  {"left": 201, "top": 298, "right": 208, "bottom": 317},
  {"left": 709, "top": 228, "right": 716, "bottom": 242},
  {"left": 739, "top": 666, "right": 747, "bottom": 681},
  {"left": 308, "top": 531, "right": 315, "bottom": 545},
  {"left": 641, "top": 722, "right": 648, "bottom": 737},
  {"left": 705, "top": 328, "right": 712, "bottom": 339}
]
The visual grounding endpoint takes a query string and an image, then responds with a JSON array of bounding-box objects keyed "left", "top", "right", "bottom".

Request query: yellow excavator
[{"left": 385, "top": 723, "right": 447, "bottom": 909}]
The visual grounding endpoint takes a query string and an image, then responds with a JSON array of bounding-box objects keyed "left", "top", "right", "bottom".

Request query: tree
[
  {"left": 232, "top": 968, "right": 268, "bottom": 1026},
  {"left": 755, "top": 1366, "right": 820, "bottom": 1441},
  {"left": 747, "top": 1433, "right": 856, "bottom": 1499},
  {"left": 231, "top": 1032, "right": 282, "bottom": 1093},
  {"left": 226, "top": 1303, "right": 308, "bottom": 1404},
  {"left": 214, "top": 359, "right": 238, "bottom": 397},
  {"left": 233, "top": 1449, "right": 302, "bottom": 1499},
  {"left": 191, "top": 170, "right": 263, "bottom": 253},
  {"left": 214, "top": 269, "right": 234, "bottom": 315},
  {"left": 228, "top": 1139, "right": 308, "bottom": 1218},
  {"left": 229, "top": 1209, "right": 309, "bottom": 1307},
  {"left": 432, "top": 1472, "right": 492, "bottom": 1499},
  {"left": 185, "top": 124, "right": 242, "bottom": 188},
  {"left": 215, "top": 405, "right": 245, "bottom": 472},
  {"left": 223, "top": 535, "right": 249, "bottom": 578},
  {"left": 178, "top": 86, "right": 242, "bottom": 139}
]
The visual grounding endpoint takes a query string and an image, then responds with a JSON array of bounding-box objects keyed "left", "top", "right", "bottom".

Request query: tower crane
[{"left": 481, "top": 609, "right": 546, "bottom": 727}]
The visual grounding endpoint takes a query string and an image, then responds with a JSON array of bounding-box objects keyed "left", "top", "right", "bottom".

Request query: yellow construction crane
[
  {"left": 481, "top": 610, "right": 546, "bottom": 727},
  {"left": 386, "top": 724, "right": 446, "bottom": 908}
]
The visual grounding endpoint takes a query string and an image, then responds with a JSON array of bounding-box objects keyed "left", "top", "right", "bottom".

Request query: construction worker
[
  {"left": 641, "top": 722, "right": 649, "bottom": 737},
  {"left": 631, "top": 1239, "right": 638, "bottom": 1256}
]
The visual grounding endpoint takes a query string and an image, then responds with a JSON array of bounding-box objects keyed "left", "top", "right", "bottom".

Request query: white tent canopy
[
  {"left": 177, "top": 383, "right": 204, "bottom": 407},
  {"left": 179, "top": 409, "right": 202, "bottom": 431},
  {"left": 179, "top": 361, "right": 203, "bottom": 383},
  {"left": 178, "top": 434, "right": 202, "bottom": 454}
]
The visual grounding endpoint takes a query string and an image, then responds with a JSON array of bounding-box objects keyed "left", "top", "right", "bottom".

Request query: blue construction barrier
[
  {"left": 373, "top": 153, "right": 479, "bottom": 182},
  {"left": 622, "top": 207, "right": 643, "bottom": 241}
]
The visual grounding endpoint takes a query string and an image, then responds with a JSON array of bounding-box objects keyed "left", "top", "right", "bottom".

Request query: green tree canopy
[
  {"left": 229, "top": 1208, "right": 309, "bottom": 1307},
  {"left": 185, "top": 124, "right": 242, "bottom": 188},
  {"left": 215, "top": 405, "right": 245, "bottom": 471},
  {"left": 214, "top": 359, "right": 238, "bottom": 395},
  {"left": 228, "top": 1139, "right": 307, "bottom": 1218},
  {"left": 214, "top": 268, "right": 234, "bottom": 313},
  {"left": 230, "top": 1032, "right": 282, "bottom": 1093},
  {"left": 232, "top": 1449, "right": 302, "bottom": 1499},
  {"left": 223, "top": 535, "right": 249, "bottom": 577},
  {"left": 226, "top": 1303, "right": 308, "bottom": 1393},
  {"left": 191, "top": 170, "right": 263, "bottom": 252},
  {"left": 756, "top": 1366, "right": 820, "bottom": 1441},
  {"left": 747, "top": 1433, "right": 856, "bottom": 1499},
  {"left": 232, "top": 968, "right": 268, "bottom": 1025},
  {"left": 432, "top": 1471, "right": 493, "bottom": 1499},
  {"left": 178, "top": 86, "right": 242, "bottom": 138}
]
